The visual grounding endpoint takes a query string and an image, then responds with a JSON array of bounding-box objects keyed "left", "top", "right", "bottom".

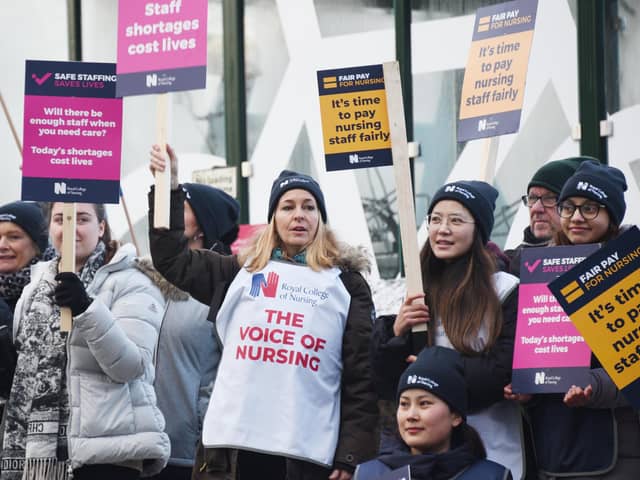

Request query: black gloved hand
[{"left": 54, "top": 272, "right": 93, "bottom": 316}]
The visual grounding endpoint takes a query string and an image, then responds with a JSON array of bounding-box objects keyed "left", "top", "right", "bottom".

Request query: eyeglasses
[
  {"left": 521, "top": 194, "right": 558, "bottom": 208},
  {"left": 557, "top": 202, "right": 606, "bottom": 220},
  {"left": 426, "top": 214, "right": 475, "bottom": 229}
]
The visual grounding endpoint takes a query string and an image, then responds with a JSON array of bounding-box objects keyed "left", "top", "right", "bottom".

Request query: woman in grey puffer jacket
[{"left": 1, "top": 203, "right": 169, "bottom": 480}]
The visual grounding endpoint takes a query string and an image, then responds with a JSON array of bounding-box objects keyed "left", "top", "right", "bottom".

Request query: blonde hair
[{"left": 238, "top": 218, "right": 340, "bottom": 272}]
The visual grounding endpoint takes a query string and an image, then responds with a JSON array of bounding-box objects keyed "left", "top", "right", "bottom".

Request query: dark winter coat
[
  {"left": 370, "top": 290, "right": 518, "bottom": 412},
  {"left": 503, "top": 226, "right": 551, "bottom": 277},
  {"left": 0, "top": 299, "right": 15, "bottom": 399}
]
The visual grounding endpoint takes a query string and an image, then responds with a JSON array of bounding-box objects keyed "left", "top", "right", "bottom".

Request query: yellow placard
[
  {"left": 318, "top": 89, "right": 391, "bottom": 155},
  {"left": 459, "top": 30, "right": 534, "bottom": 119},
  {"left": 568, "top": 270, "right": 640, "bottom": 389}
]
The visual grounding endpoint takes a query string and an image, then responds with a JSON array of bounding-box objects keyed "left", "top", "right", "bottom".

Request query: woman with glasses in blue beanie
[
  {"left": 520, "top": 160, "right": 640, "bottom": 479},
  {"left": 371, "top": 181, "right": 523, "bottom": 478}
]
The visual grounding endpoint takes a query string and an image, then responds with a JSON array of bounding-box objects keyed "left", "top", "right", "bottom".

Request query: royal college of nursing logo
[{"left": 249, "top": 272, "right": 279, "bottom": 298}]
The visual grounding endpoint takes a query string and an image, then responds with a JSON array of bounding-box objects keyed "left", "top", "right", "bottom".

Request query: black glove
[{"left": 54, "top": 272, "right": 93, "bottom": 316}]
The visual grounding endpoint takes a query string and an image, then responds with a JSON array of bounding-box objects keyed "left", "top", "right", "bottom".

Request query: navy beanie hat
[
  {"left": 267, "top": 170, "right": 327, "bottom": 223},
  {"left": 397, "top": 346, "right": 468, "bottom": 420},
  {"left": 182, "top": 183, "right": 240, "bottom": 252},
  {"left": 528, "top": 156, "right": 594, "bottom": 194},
  {"left": 0, "top": 201, "right": 48, "bottom": 253},
  {"left": 559, "top": 160, "right": 628, "bottom": 226},
  {"left": 428, "top": 180, "right": 498, "bottom": 243}
]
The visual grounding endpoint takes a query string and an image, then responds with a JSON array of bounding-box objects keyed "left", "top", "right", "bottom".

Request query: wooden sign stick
[
  {"left": 383, "top": 62, "right": 426, "bottom": 335},
  {"left": 480, "top": 136, "right": 500, "bottom": 182},
  {"left": 59, "top": 203, "right": 76, "bottom": 332},
  {"left": 0, "top": 90, "right": 24, "bottom": 165},
  {"left": 154, "top": 93, "right": 171, "bottom": 228},
  {"left": 120, "top": 188, "right": 140, "bottom": 256}
]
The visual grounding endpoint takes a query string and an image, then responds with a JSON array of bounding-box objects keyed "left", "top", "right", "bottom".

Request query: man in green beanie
[{"left": 505, "top": 156, "right": 594, "bottom": 276}]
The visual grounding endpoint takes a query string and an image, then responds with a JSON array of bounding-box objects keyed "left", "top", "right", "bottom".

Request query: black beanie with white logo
[
  {"left": 397, "top": 346, "right": 468, "bottom": 419},
  {"left": 428, "top": 180, "right": 498, "bottom": 243},
  {"left": 559, "top": 160, "right": 628, "bottom": 226},
  {"left": 267, "top": 170, "right": 327, "bottom": 223}
]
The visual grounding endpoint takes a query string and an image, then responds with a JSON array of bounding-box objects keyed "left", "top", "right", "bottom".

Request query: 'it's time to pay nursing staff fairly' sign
[{"left": 548, "top": 227, "right": 640, "bottom": 409}]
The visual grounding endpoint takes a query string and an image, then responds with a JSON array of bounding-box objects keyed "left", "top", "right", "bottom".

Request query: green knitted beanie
[{"left": 527, "top": 156, "right": 596, "bottom": 194}]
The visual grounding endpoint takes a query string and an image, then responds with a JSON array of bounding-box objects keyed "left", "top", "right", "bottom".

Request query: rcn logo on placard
[
  {"left": 249, "top": 272, "right": 279, "bottom": 298},
  {"left": 349, "top": 154, "right": 359, "bottom": 164},
  {"left": 54, "top": 182, "right": 67, "bottom": 195},
  {"left": 534, "top": 371, "right": 546, "bottom": 385},
  {"left": 477, "top": 119, "right": 488, "bottom": 132},
  {"left": 146, "top": 74, "right": 158, "bottom": 87}
]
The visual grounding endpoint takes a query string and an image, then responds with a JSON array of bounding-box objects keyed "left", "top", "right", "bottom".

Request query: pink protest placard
[
  {"left": 511, "top": 245, "right": 598, "bottom": 393},
  {"left": 22, "top": 60, "right": 123, "bottom": 203},
  {"left": 514, "top": 283, "right": 591, "bottom": 368},
  {"left": 116, "top": 0, "right": 208, "bottom": 96}
]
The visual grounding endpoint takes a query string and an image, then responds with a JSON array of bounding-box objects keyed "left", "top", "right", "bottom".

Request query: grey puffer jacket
[
  {"left": 13, "top": 244, "right": 170, "bottom": 475},
  {"left": 137, "top": 258, "right": 220, "bottom": 468}
]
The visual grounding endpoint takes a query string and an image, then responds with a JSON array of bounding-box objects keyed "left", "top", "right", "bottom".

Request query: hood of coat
[
  {"left": 135, "top": 257, "right": 189, "bottom": 302},
  {"left": 334, "top": 243, "right": 371, "bottom": 274}
]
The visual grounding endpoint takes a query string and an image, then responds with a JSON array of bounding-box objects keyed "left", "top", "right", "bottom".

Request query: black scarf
[
  {"left": 377, "top": 442, "right": 477, "bottom": 480},
  {"left": 0, "top": 246, "right": 56, "bottom": 311}
]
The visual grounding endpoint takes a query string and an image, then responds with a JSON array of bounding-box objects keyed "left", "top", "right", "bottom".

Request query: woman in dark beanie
[
  {"left": 148, "top": 145, "right": 378, "bottom": 480},
  {"left": 522, "top": 160, "right": 639, "bottom": 479},
  {"left": 371, "top": 181, "right": 523, "bottom": 478},
  {"left": 0, "top": 201, "right": 54, "bottom": 423},
  {"left": 355, "top": 347, "right": 511, "bottom": 480},
  {"left": 0, "top": 201, "right": 52, "bottom": 312}
]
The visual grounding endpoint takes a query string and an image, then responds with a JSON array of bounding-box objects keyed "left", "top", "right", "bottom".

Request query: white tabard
[{"left": 202, "top": 260, "right": 351, "bottom": 466}]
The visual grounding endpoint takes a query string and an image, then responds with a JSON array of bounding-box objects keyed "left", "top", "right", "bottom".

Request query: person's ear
[{"left": 451, "top": 412, "right": 463, "bottom": 428}]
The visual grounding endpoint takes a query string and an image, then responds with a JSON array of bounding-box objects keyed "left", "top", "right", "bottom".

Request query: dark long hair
[
  {"left": 451, "top": 423, "right": 486, "bottom": 459},
  {"left": 421, "top": 229, "right": 502, "bottom": 355},
  {"left": 91, "top": 204, "right": 119, "bottom": 263}
]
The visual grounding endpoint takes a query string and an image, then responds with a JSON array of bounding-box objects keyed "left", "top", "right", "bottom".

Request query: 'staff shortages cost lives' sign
[
  {"left": 548, "top": 227, "right": 640, "bottom": 409},
  {"left": 22, "top": 60, "right": 123, "bottom": 204},
  {"left": 457, "top": 0, "right": 538, "bottom": 141},
  {"left": 317, "top": 64, "right": 392, "bottom": 171},
  {"left": 116, "top": 0, "right": 208, "bottom": 96}
]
